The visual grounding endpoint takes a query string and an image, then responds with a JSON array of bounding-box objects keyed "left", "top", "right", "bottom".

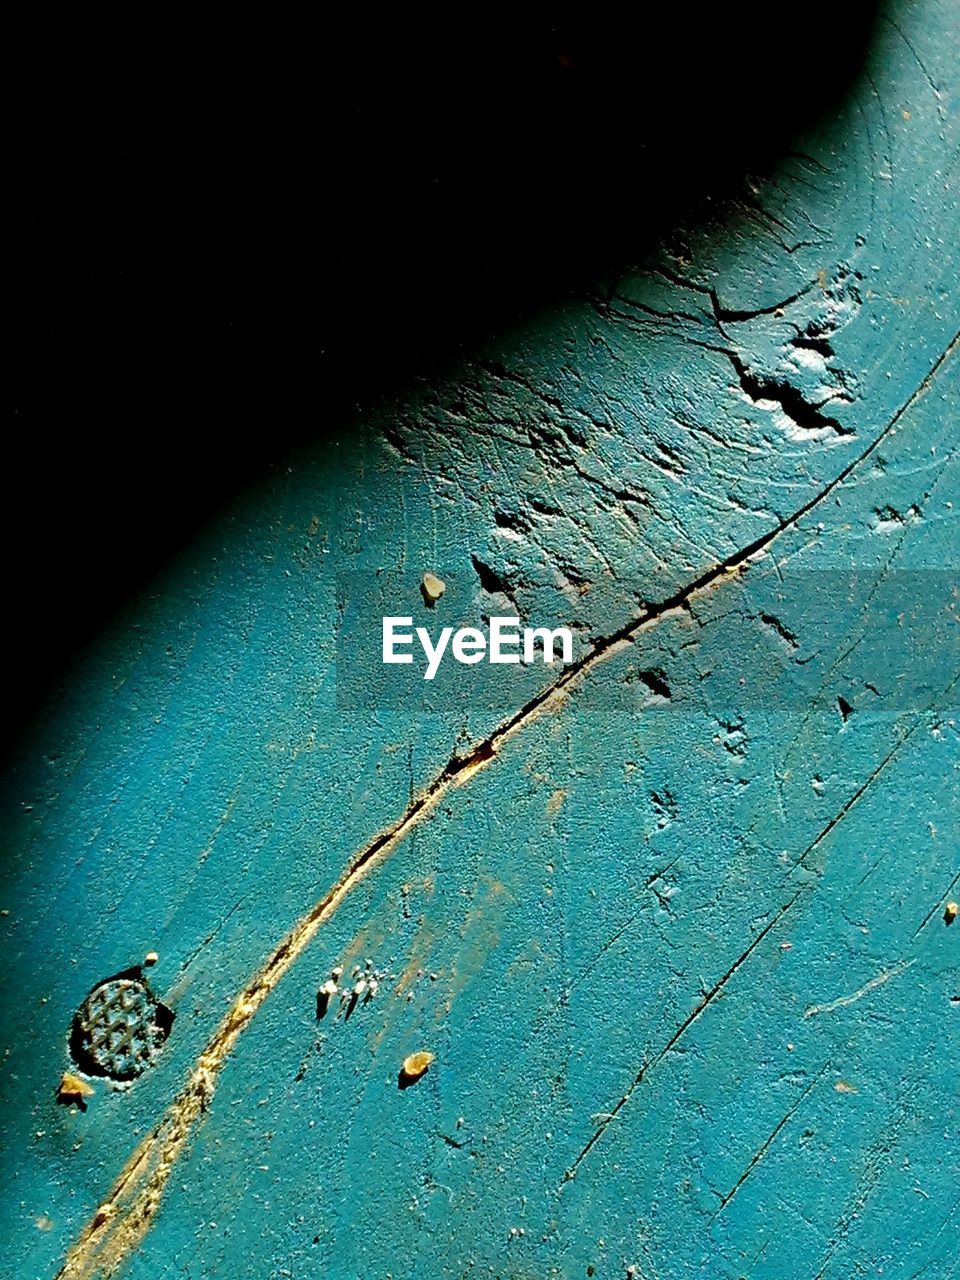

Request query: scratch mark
[
  {"left": 713, "top": 1063, "right": 830, "bottom": 1217},
  {"left": 803, "top": 959, "right": 915, "bottom": 1018},
  {"left": 562, "top": 890, "right": 805, "bottom": 1184},
  {"left": 883, "top": 14, "right": 944, "bottom": 98},
  {"left": 810, "top": 1082, "right": 921, "bottom": 1279},
  {"left": 789, "top": 665, "right": 960, "bottom": 883}
]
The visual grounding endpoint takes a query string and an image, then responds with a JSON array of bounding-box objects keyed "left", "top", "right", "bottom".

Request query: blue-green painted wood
[{"left": 1, "top": 3, "right": 959, "bottom": 1277}]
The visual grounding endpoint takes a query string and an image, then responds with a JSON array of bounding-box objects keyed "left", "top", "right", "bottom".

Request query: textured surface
[{"left": 1, "top": 4, "right": 959, "bottom": 1277}]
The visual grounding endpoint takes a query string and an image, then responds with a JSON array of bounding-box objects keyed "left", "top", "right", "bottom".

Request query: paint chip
[
  {"left": 945, "top": 902, "right": 958, "bottom": 925},
  {"left": 421, "top": 572, "right": 446, "bottom": 605},
  {"left": 399, "top": 1050, "right": 434, "bottom": 1087},
  {"left": 57, "top": 1072, "right": 95, "bottom": 1109}
]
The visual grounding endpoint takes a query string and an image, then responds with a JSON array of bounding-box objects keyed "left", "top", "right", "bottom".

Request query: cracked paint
[{"left": 0, "top": 4, "right": 958, "bottom": 1279}]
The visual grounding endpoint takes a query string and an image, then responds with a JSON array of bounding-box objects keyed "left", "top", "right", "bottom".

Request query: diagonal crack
[
  {"left": 562, "top": 887, "right": 807, "bottom": 1184},
  {"left": 712, "top": 1060, "right": 832, "bottom": 1217},
  {"left": 56, "top": 328, "right": 959, "bottom": 1279}
]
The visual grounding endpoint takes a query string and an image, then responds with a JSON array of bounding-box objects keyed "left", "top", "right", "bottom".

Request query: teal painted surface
[{"left": 1, "top": 4, "right": 959, "bottom": 1277}]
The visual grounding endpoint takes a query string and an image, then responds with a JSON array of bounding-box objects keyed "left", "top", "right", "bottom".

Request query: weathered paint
[{"left": 1, "top": 3, "right": 959, "bottom": 1278}]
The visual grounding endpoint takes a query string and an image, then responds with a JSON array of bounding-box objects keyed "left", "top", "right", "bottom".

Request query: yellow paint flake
[
  {"left": 421, "top": 572, "right": 446, "bottom": 603},
  {"left": 58, "top": 1073, "right": 95, "bottom": 1106},
  {"left": 401, "top": 1051, "right": 434, "bottom": 1083}
]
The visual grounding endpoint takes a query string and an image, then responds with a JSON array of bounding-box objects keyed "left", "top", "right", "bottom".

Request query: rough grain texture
[{"left": 1, "top": 4, "right": 958, "bottom": 1277}]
